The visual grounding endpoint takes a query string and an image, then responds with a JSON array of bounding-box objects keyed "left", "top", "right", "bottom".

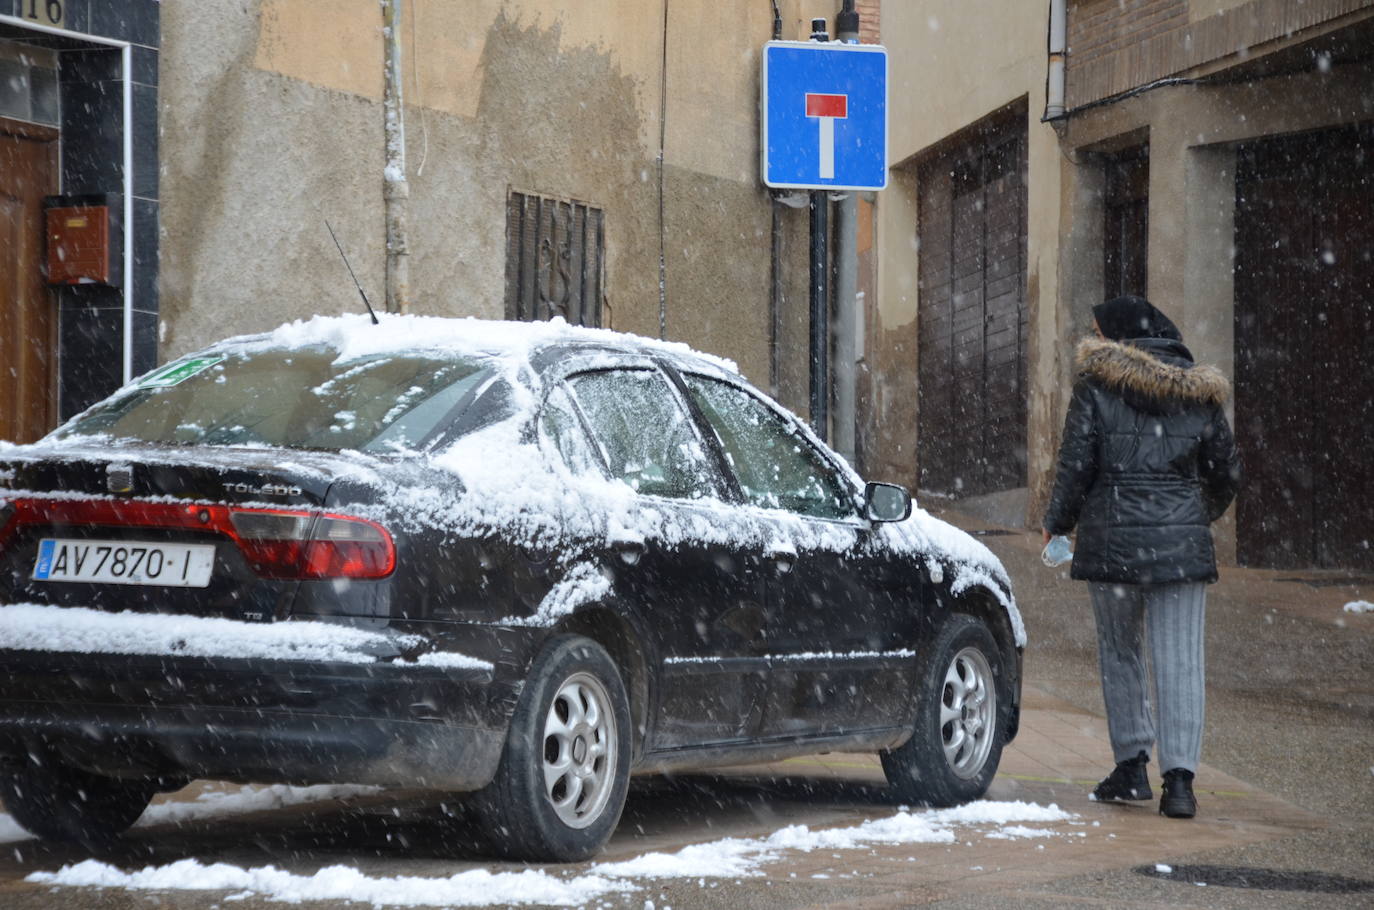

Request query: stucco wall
[
  {"left": 871, "top": 1, "right": 1064, "bottom": 510},
  {"left": 158, "top": 0, "right": 827, "bottom": 398}
]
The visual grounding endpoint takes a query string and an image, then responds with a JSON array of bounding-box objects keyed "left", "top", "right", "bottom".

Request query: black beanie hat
[{"left": 1092, "top": 295, "right": 1182, "bottom": 342}]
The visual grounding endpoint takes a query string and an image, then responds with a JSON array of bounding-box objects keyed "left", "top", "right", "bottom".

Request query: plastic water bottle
[{"left": 1042, "top": 535, "right": 1073, "bottom": 567}]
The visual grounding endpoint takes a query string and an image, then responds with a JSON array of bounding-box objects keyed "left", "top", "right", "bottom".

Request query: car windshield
[{"left": 55, "top": 346, "right": 491, "bottom": 453}]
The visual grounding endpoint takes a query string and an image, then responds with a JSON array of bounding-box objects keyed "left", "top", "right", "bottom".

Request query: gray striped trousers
[{"left": 1087, "top": 581, "right": 1207, "bottom": 774}]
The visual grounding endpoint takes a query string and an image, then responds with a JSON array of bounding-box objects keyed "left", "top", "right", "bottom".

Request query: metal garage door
[
  {"left": 1235, "top": 124, "right": 1374, "bottom": 570},
  {"left": 916, "top": 118, "right": 1028, "bottom": 499}
]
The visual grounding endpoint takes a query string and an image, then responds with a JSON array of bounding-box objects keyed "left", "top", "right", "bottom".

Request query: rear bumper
[{"left": 0, "top": 650, "right": 518, "bottom": 791}]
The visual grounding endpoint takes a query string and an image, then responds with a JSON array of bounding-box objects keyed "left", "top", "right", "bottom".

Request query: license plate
[{"left": 32, "top": 538, "right": 216, "bottom": 588}]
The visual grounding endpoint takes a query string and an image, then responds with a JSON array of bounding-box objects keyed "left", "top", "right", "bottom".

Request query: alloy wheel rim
[
  {"left": 542, "top": 671, "right": 617, "bottom": 828},
  {"left": 939, "top": 646, "right": 996, "bottom": 779}
]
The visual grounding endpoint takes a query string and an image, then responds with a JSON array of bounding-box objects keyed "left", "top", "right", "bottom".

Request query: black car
[{"left": 0, "top": 315, "right": 1023, "bottom": 861}]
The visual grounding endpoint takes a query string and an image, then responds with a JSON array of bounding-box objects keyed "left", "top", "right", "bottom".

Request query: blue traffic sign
[{"left": 761, "top": 40, "right": 888, "bottom": 191}]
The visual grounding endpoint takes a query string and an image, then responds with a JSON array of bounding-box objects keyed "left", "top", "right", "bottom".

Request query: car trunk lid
[{"left": 0, "top": 445, "right": 392, "bottom": 622}]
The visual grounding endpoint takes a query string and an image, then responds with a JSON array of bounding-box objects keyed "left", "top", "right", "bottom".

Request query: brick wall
[
  {"left": 856, "top": 0, "right": 882, "bottom": 44},
  {"left": 1069, "top": 0, "right": 1188, "bottom": 72},
  {"left": 1066, "top": 0, "right": 1374, "bottom": 108}
]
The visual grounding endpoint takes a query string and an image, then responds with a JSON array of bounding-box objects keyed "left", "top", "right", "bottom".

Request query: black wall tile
[
  {"left": 87, "top": 0, "right": 159, "bottom": 48},
  {"left": 60, "top": 47, "right": 120, "bottom": 84},
  {"left": 130, "top": 44, "right": 156, "bottom": 86},
  {"left": 58, "top": 296, "right": 124, "bottom": 419},
  {"left": 132, "top": 81, "right": 157, "bottom": 198},
  {"left": 131, "top": 309, "right": 157, "bottom": 376},
  {"left": 60, "top": 78, "right": 122, "bottom": 192},
  {"left": 132, "top": 197, "right": 158, "bottom": 317}
]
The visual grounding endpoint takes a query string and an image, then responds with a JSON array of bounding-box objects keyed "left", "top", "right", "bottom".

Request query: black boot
[
  {"left": 1091, "top": 751, "right": 1152, "bottom": 801},
  {"left": 1159, "top": 768, "right": 1197, "bottom": 818}
]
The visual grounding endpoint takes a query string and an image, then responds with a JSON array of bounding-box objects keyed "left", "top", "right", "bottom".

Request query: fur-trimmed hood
[{"left": 1076, "top": 336, "right": 1230, "bottom": 411}]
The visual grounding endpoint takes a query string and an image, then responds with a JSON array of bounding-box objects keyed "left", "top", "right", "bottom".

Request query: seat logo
[{"left": 106, "top": 464, "right": 133, "bottom": 494}]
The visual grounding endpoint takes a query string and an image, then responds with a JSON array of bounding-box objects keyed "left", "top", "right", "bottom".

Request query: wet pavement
[{"left": 0, "top": 514, "right": 1370, "bottom": 908}]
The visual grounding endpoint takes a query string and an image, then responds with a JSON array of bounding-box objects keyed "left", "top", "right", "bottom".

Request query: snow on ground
[
  {"left": 24, "top": 801, "right": 1077, "bottom": 907},
  {"left": 0, "top": 783, "right": 380, "bottom": 845}
]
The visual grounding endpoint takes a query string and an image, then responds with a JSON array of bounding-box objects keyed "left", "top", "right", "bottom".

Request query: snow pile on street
[
  {"left": 0, "top": 603, "right": 491, "bottom": 670},
  {"left": 29, "top": 859, "right": 633, "bottom": 908},
  {"left": 26, "top": 801, "right": 1076, "bottom": 907},
  {"left": 1344, "top": 600, "right": 1372, "bottom": 614},
  {"left": 0, "top": 783, "right": 379, "bottom": 845}
]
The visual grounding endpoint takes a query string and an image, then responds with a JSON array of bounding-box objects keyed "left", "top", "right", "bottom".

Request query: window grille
[{"left": 504, "top": 191, "right": 604, "bottom": 327}]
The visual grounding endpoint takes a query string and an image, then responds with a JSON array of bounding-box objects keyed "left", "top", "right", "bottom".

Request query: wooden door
[
  {"left": 917, "top": 121, "right": 1028, "bottom": 498},
  {"left": 1, "top": 120, "right": 59, "bottom": 443},
  {"left": 1235, "top": 126, "right": 1374, "bottom": 570}
]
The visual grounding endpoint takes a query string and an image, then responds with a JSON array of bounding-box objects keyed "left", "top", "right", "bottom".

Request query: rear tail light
[
  {"left": 230, "top": 510, "right": 395, "bottom": 579},
  {"left": 0, "top": 499, "right": 395, "bottom": 580}
]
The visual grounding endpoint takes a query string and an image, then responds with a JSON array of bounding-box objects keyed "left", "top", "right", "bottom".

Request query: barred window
[{"left": 504, "top": 191, "right": 604, "bottom": 327}]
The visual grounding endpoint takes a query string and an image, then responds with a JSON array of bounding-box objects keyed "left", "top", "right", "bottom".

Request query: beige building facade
[
  {"left": 868, "top": 0, "right": 1374, "bottom": 571},
  {"left": 2, "top": 1, "right": 862, "bottom": 441},
  {"left": 5, "top": 0, "right": 1369, "bottom": 569},
  {"left": 161, "top": 0, "right": 828, "bottom": 406}
]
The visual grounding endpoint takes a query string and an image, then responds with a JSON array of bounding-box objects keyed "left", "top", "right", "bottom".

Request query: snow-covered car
[{"left": 0, "top": 315, "right": 1023, "bottom": 861}]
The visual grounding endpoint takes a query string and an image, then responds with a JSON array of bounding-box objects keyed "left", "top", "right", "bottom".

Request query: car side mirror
[{"left": 864, "top": 481, "right": 912, "bottom": 523}]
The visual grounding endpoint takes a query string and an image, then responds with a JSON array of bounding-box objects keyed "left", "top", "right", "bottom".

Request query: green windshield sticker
[{"left": 137, "top": 355, "right": 226, "bottom": 389}]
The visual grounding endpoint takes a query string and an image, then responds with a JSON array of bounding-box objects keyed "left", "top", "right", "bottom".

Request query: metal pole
[
  {"left": 382, "top": 0, "right": 412, "bottom": 314},
  {"left": 768, "top": 1, "right": 783, "bottom": 398},
  {"left": 808, "top": 19, "right": 830, "bottom": 440},
  {"left": 831, "top": 1, "right": 860, "bottom": 464},
  {"left": 809, "top": 189, "right": 829, "bottom": 440}
]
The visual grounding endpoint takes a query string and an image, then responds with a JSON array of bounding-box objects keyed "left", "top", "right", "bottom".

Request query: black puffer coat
[{"left": 1043, "top": 336, "right": 1241, "bottom": 584}]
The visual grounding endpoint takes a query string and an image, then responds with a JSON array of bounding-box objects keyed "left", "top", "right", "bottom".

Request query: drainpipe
[
  {"left": 382, "top": 0, "right": 412, "bottom": 313},
  {"left": 1044, "top": 0, "right": 1067, "bottom": 121},
  {"left": 831, "top": 0, "right": 860, "bottom": 465}
]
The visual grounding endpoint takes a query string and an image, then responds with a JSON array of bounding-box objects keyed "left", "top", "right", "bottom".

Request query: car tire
[
  {"left": 881, "top": 613, "right": 1007, "bottom": 807},
  {"left": 473, "top": 634, "right": 631, "bottom": 862},
  {"left": 0, "top": 759, "right": 155, "bottom": 848}
]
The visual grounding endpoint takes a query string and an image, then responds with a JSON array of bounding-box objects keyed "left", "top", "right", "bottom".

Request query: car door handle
[
  {"left": 765, "top": 546, "right": 797, "bottom": 575},
  {"left": 611, "top": 538, "right": 645, "bottom": 565}
]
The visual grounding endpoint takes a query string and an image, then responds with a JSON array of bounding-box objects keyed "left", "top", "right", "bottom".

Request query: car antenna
[{"left": 325, "top": 220, "right": 380, "bottom": 325}]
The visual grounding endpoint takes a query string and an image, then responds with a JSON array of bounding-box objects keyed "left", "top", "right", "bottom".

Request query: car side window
[
  {"left": 539, "top": 385, "right": 606, "bottom": 479},
  {"left": 681, "top": 374, "right": 855, "bottom": 520},
  {"left": 566, "top": 369, "right": 719, "bottom": 500}
]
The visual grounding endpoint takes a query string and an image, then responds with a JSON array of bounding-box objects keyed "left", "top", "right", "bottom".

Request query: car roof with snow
[{"left": 211, "top": 314, "right": 742, "bottom": 386}]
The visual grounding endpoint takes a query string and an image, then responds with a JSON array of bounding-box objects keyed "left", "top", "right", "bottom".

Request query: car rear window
[{"left": 56, "top": 347, "right": 490, "bottom": 453}]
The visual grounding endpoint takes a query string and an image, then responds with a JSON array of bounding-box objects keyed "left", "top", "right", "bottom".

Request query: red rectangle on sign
[{"left": 805, "top": 93, "right": 847, "bottom": 119}]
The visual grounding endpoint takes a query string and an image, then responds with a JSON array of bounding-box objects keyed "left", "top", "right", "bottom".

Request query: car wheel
[
  {"left": 0, "top": 759, "right": 155, "bottom": 848},
  {"left": 474, "top": 634, "right": 631, "bottom": 862},
  {"left": 881, "top": 613, "right": 1007, "bottom": 807}
]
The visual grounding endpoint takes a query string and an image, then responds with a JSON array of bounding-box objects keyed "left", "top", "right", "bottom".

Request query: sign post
[{"left": 762, "top": 37, "right": 887, "bottom": 444}]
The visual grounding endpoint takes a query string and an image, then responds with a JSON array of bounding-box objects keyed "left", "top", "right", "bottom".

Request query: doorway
[
  {"left": 916, "top": 112, "right": 1029, "bottom": 499},
  {"left": 1, "top": 118, "right": 59, "bottom": 443},
  {"left": 1234, "top": 124, "right": 1374, "bottom": 570}
]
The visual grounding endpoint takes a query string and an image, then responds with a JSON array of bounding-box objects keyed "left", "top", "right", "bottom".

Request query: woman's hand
[{"left": 1042, "top": 528, "right": 1052, "bottom": 546}]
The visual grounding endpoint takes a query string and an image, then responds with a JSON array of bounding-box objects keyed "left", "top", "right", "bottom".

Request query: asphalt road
[{"left": 0, "top": 519, "right": 1370, "bottom": 909}]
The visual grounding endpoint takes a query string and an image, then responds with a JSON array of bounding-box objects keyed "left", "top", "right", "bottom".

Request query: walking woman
[{"left": 1042, "top": 295, "right": 1241, "bottom": 818}]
